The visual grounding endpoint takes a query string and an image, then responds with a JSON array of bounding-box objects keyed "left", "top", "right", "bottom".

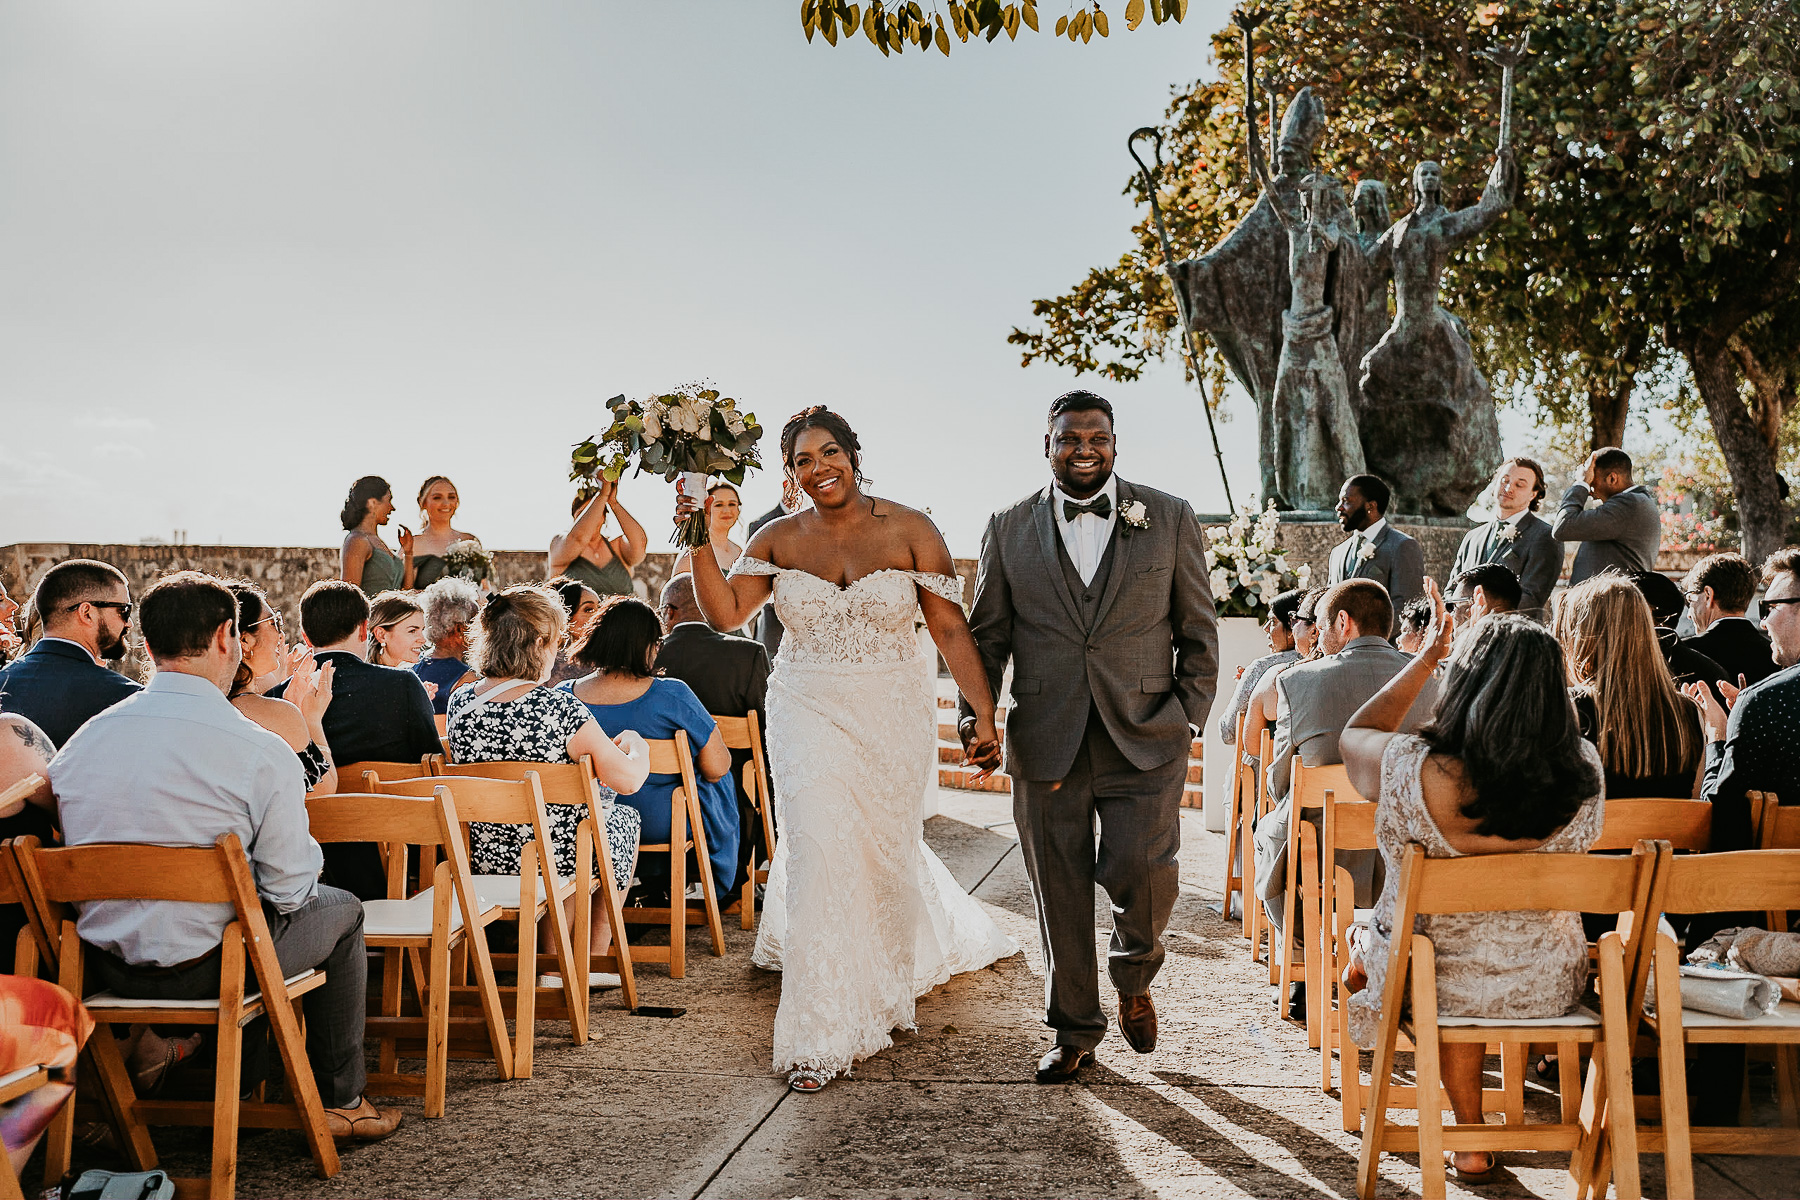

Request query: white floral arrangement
[
  {"left": 442, "top": 538, "right": 493, "bottom": 584},
  {"left": 1204, "top": 500, "right": 1312, "bottom": 619},
  {"left": 570, "top": 385, "right": 765, "bottom": 549}
]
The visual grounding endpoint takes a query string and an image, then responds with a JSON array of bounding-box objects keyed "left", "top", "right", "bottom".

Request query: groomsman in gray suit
[
  {"left": 1551, "top": 446, "right": 1662, "bottom": 585},
  {"left": 1449, "top": 457, "right": 1562, "bottom": 620},
  {"left": 1327, "top": 475, "right": 1425, "bottom": 636},
  {"left": 1252, "top": 579, "right": 1436, "bottom": 1017},
  {"left": 960, "top": 390, "right": 1218, "bottom": 1084}
]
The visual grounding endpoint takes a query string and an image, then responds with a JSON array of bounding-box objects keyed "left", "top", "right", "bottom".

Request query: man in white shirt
[{"left": 50, "top": 570, "right": 401, "bottom": 1142}]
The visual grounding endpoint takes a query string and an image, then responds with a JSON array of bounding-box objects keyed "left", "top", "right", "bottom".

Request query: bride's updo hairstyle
[
  {"left": 1418, "top": 613, "right": 1600, "bottom": 841},
  {"left": 340, "top": 475, "right": 390, "bottom": 531},
  {"left": 780, "top": 406, "right": 867, "bottom": 488}
]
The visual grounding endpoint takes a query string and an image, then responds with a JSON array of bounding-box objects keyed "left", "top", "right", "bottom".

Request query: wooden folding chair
[
  {"left": 12, "top": 833, "right": 340, "bottom": 1200},
  {"left": 432, "top": 758, "right": 638, "bottom": 1012},
  {"left": 714, "top": 713, "right": 775, "bottom": 931},
  {"left": 1255, "top": 727, "right": 1277, "bottom": 972},
  {"left": 618, "top": 731, "right": 727, "bottom": 979},
  {"left": 1320, "top": 780, "right": 1379, "bottom": 1126},
  {"left": 1356, "top": 841, "right": 1659, "bottom": 1200},
  {"left": 1626, "top": 845, "right": 1800, "bottom": 1199},
  {"left": 340, "top": 755, "right": 440, "bottom": 784},
  {"left": 1276, "top": 758, "right": 1327, "bottom": 1040},
  {"left": 1220, "top": 710, "right": 1249, "bottom": 934},
  {"left": 305, "top": 788, "right": 512, "bottom": 1116},
  {"left": 371, "top": 772, "right": 576, "bottom": 1076},
  {"left": 1, "top": 831, "right": 52, "bottom": 977},
  {"left": 1594, "top": 798, "right": 1712, "bottom": 853},
  {"left": 1757, "top": 791, "right": 1798, "bottom": 854}
]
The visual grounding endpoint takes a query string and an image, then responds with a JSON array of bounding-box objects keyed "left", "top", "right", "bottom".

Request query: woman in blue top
[{"left": 560, "top": 597, "right": 738, "bottom": 904}]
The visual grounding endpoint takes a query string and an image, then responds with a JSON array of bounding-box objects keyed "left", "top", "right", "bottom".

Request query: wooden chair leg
[
  {"left": 379, "top": 946, "right": 403, "bottom": 1076},
  {"left": 1597, "top": 937, "right": 1641, "bottom": 1200},
  {"left": 1501, "top": 1043, "right": 1526, "bottom": 1125},
  {"left": 1655, "top": 958, "right": 1695, "bottom": 1200},
  {"left": 669, "top": 794, "right": 687, "bottom": 980},
  {"left": 424, "top": 930, "right": 451, "bottom": 1118},
  {"left": 686, "top": 787, "right": 727, "bottom": 957},
  {"left": 1410, "top": 939, "right": 1447, "bottom": 1200},
  {"left": 1777, "top": 1044, "right": 1799, "bottom": 1129},
  {"left": 1301, "top": 827, "right": 1322, "bottom": 1049},
  {"left": 515, "top": 906, "right": 538, "bottom": 1078}
]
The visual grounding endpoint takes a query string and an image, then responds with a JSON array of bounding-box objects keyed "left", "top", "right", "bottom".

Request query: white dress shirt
[
  {"left": 1052, "top": 475, "right": 1119, "bottom": 586},
  {"left": 50, "top": 671, "right": 321, "bottom": 967}
]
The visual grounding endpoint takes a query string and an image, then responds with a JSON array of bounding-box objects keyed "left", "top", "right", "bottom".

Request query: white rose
[
  {"left": 723, "top": 410, "right": 746, "bottom": 435},
  {"left": 641, "top": 411, "right": 662, "bottom": 440},
  {"left": 1273, "top": 554, "right": 1288, "bottom": 573},
  {"left": 1298, "top": 563, "right": 1313, "bottom": 583},
  {"left": 1205, "top": 550, "right": 1217, "bottom": 569},
  {"left": 695, "top": 417, "right": 712, "bottom": 441},
  {"left": 1211, "top": 568, "right": 1231, "bottom": 596},
  {"left": 1210, "top": 526, "right": 1229, "bottom": 541}
]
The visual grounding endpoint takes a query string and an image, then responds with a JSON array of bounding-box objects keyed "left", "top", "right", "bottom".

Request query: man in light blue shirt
[{"left": 49, "top": 571, "right": 400, "bottom": 1142}]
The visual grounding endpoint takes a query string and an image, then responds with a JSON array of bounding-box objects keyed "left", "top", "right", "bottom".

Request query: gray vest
[{"left": 1054, "top": 524, "right": 1120, "bottom": 631}]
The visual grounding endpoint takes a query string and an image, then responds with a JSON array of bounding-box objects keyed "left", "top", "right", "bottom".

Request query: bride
[{"left": 679, "top": 405, "right": 1019, "bottom": 1093}]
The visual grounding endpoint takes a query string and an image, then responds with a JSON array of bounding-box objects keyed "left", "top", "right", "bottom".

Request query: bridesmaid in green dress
[
  {"left": 339, "top": 475, "right": 415, "bottom": 596},
  {"left": 548, "top": 478, "right": 647, "bottom": 598},
  {"left": 410, "top": 475, "right": 481, "bottom": 589}
]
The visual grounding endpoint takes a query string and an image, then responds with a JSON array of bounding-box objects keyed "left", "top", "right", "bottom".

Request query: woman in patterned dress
[{"left": 447, "top": 586, "right": 650, "bottom": 975}]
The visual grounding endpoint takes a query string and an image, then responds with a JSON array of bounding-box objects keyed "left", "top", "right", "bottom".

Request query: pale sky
[{"left": 0, "top": 2, "right": 1524, "bottom": 559}]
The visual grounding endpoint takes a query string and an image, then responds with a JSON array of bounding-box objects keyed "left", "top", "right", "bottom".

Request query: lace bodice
[{"left": 730, "top": 558, "right": 962, "bottom": 667}]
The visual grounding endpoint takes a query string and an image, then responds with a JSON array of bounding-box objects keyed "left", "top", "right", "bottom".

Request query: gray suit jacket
[
  {"left": 1551, "top": 483, "right": 1661, "bottom": 585},
  {"left": 961, "top": 477, "right": 1219, "bottom": 781},
  {"left": 1450, "top": 510, "right": 1561, "bottom": 620},
  {"left": 1327, "top": 523, "right": 1425, "bottom": 636},
  {"left": 1253, "top": 637, "right": 1437, "bottom": 903}
]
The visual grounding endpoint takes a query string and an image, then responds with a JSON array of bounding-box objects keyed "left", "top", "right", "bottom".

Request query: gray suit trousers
[
  {"left": 1012, "top": 709, "right": 1186, "bottom": 1051},
  {"left": 92, "top": 884, "right": 369, "bottom": 1108}
]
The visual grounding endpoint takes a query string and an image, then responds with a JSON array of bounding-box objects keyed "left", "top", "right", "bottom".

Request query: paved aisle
[{"left": 177, "top": 800, "right": 1785, "bottom": 1198}]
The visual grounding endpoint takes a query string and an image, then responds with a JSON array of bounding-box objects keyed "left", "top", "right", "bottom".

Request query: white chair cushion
[
  {"left": 85, "top": 968, "right": 317, "bottom": 1010},
  {"left": 1674, "top": 999, "right": 1800, "bottom": 1029},
  {"left": 470, "top": 873, "right": 574, "bottom": 909},
  {"left": 361, "top": 888, "right": 497, "bottom": 938},
  {"left": 1433, "top": 1004, "right": 1601, "bottom": 1028}
]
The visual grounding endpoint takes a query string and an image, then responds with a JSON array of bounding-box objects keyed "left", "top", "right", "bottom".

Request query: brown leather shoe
[
  {"left": 324, "top": 1097, "right": 403, "bottom": 1142},
  {"left": 1035, "top": 1043, "right": 1092, "bottom": 1084},
  {"left": 1119, "top": 992, "right": 1157, "bottom": 1053}
]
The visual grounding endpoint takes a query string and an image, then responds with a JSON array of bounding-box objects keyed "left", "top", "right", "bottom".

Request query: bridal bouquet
[
  {"left": 1206, "top": 501, "right": 1311, "bottom": 619},
  {"left": 570, "top": 385, "right": 765, "bottom": 548},
  {"left": 442, "top": 538, "right": 493, "bottom": 584}
]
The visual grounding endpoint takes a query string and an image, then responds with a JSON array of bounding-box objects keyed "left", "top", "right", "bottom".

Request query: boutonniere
[
  {"left": 1120, "top": 500, "right": 1149, "bottom": 529},
  {"left": 1497, "top": 522, "right": 1521, "bottom": 545},
  {"left": 1357, "top": 541, "right": 1377, "bottom": 563}
]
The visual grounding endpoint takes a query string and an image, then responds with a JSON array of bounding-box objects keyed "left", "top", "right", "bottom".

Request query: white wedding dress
[{"left": 730, "top": 558, "right": 1018, "bottom": 1077}]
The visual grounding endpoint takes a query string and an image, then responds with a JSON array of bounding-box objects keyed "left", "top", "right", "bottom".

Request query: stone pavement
[{"left": 121, "top": 797, "right": 1789, "bottom": 1199}]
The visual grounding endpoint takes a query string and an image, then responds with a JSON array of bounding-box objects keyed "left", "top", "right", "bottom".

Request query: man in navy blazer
[
  {"left": 0, "top": 559, "right": 140, "bottom": 748},
  {"left": 270, "top": 580, "right": 440, "bottom": 899}
]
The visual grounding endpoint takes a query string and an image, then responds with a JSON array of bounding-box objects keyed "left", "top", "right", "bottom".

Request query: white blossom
[{"left": 1211, "top": 568, "right": 1231, "bottom": 596}]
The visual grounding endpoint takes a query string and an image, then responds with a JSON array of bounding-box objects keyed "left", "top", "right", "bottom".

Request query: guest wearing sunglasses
[{"left": 0, "top": 559, "right": 140, "bottom": 749}]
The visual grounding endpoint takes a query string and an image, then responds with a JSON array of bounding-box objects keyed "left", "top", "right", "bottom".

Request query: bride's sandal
[{"left": 787, "top": 1068, "right": 831, "bottom": 1094}]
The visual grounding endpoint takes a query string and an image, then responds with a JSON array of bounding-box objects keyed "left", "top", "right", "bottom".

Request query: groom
[{"left": 958, "top": 390, "right": 1219, "bottom": 1083}]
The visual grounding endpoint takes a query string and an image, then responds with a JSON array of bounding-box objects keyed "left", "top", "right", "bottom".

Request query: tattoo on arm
[{"left": 6, "top": 719, "right": 55, "bottom": 758}]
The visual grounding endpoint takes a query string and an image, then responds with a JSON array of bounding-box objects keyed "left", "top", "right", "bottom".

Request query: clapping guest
[
  {"left": 1683, "top": 553, "right": 1780, "bottom": 686},
  {"left": 367, "top": 592, "right": 427, "bottom": 669},
  {"left": 0, "top": 559, "right": 140, "bottom": 749},
  {"left": 1553, "top": 574, "right": 1703, "bottom": 798},
  {"left": 228, "top": 582, "right": 338, "bottom": 796},
  {"left": 563, "top": 596, "right": 738, "bottom": 907},
  {"left": 1340, "top": 585, "right": 1604, "bottom": 1183},
  {"left": 448, "top": 587, "right": 648, "bottom": 971},
  {"left": 339, "top": 476, "right": 414, "bottom": 595},
  {"left": 414, "top": 577, "right": 481, "bottom": 715},
  {"left": 1219, "top": 589, "right": 1304, "bottom": 746},
  {"left": 548, "top": 479, "right": 646, "bottom": 599},
  {"left": 409, "top": 476, "right": 479, "bottom": 590},
  {"left": 544, "top": 576, "right": 603, "bottom": 685}
]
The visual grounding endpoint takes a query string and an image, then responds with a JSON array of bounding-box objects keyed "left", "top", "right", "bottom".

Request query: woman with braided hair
[{"left": 675, "top": 405, "right": 1018, "bottom": 1093}]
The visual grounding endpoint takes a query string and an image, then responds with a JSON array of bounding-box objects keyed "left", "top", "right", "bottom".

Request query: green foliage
[
  {"left": 797, "top": 0, "right": 1188, "bottom": 56},
  {"left": 1008, "top": 0, "right": 1799, "bottom": 445}
]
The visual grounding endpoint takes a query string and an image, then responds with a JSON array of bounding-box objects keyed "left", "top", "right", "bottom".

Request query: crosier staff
[{"left": 1128, "top": 123, "right": 1235, "bottom": 512}]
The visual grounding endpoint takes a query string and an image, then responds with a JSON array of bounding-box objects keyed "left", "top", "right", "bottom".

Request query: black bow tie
[{"left": 1063, "top": 494, "right": 1112, "bottom": 522}]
